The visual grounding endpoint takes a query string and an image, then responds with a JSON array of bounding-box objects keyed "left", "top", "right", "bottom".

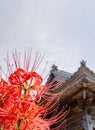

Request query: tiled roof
[{"left": 47, "top": 65, "right": 72, "bottom": 83}]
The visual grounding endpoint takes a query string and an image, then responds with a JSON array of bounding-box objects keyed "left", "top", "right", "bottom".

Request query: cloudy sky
[{"left": 0, "top": 0, "right": 95, "bottom": 75}]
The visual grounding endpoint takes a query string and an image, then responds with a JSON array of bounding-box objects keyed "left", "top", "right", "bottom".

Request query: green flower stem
[
  {"left": 23, "top": 82, "right": 28, "bottom": 97},
  {"left": 17, "top": 119, "right": 21, "bottom": 130},
  {"left": 24, "top": 89, "right": 27, "bottom": 96}
]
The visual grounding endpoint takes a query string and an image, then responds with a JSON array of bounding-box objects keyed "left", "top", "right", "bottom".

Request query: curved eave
[
  {"left": 58, "top": 65, "right": 95, "bottom": 90},
  {"left": 52, "top": 65, "right": 95, "bottom": 102}
]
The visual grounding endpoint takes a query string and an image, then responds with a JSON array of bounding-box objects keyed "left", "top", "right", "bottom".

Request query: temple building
[{"left": 47, "top": 60, "right": 95, "bottom": 130}]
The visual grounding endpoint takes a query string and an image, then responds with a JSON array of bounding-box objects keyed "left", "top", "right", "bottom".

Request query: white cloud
[{"left": 0, "top": 0, "right": 95, "bottom": 75}]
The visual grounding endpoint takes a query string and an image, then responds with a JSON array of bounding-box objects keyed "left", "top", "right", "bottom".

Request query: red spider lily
[
  {"left": 8, "top": 68, "right": 42, "bottom": 86},
  {"left": 0, "top": 68, "right": 47, "bottom": 130},
  {"left": 0, "top": 50, "right": 69, "bottom": 130}
]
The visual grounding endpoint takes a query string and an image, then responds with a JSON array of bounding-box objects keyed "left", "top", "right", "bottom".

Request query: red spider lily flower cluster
[{"left": 0, "top": 50, "right": 69, "bottom": 130}]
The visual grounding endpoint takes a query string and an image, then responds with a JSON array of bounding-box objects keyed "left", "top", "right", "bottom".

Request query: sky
[{"left": 0, "top": 0, "right": 95, "bottom": 76}]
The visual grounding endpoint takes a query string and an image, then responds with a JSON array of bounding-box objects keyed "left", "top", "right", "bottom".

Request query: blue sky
[{"left": 0, "top": 0, "right": 95, "bottom": 75}]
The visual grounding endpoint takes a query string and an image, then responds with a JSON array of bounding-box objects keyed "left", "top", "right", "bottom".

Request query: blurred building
[{"left": 47, "top": 60, "right": 95, "bottom": 130}]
